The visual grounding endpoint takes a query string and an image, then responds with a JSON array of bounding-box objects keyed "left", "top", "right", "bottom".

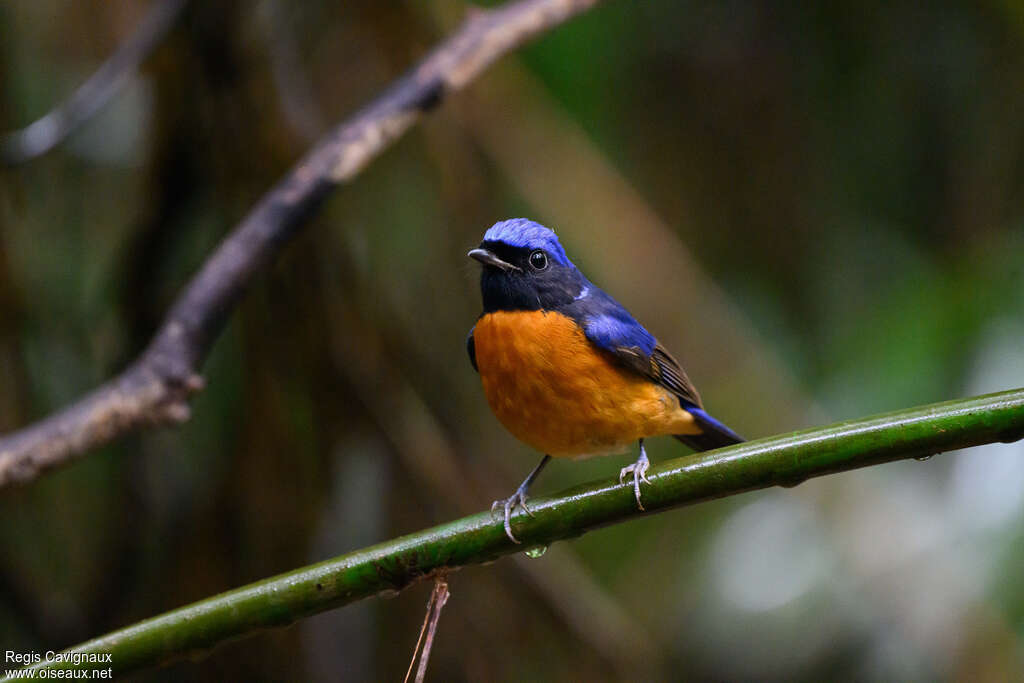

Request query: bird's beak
[{"left": 468, "top": 248, "right": 521, "bottom": 272}]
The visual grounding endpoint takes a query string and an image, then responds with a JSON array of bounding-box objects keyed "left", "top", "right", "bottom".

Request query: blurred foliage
[{"left": 1, "top": 0, "right": 1023, "bottom": 681}]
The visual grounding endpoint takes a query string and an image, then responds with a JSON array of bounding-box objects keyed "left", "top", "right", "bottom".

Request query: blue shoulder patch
[
  {"left": 483, "top": 219, "right": 572, "bottom": 266},
  {"left": 580, "top": 294, "right": 656, "bottom": 356},
  {"left": 584, "top": 314, "right": 656, "bottom": 355}
]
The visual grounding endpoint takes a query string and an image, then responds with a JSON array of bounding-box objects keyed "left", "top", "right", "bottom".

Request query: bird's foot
[
  {"left": 619, "top": 443, "right": 652, "bottom": 511},
  {"left": 491, "top": 484, "right": 535, "bottom": 544}
]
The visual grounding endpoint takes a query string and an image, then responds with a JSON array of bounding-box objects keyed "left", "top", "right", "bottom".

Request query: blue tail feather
[{"left": 676, "top": 406, "right": 745, "bottom": 452}]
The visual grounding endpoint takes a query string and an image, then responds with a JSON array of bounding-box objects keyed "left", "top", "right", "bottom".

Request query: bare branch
[
  {"left": 0, "top": 0, "right": 602, "bottom": 488},
  {"left": 0, "top": 0, "right": 190, "bottom": 165}
]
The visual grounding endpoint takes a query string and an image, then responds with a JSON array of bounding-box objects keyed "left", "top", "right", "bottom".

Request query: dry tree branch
[
  {"left": 0, "top": 0, "right": 190, "bottom": 165},
  {"left": 404, "top": 576, "right": 450, "bottom": 683},
  {"left": 0, "top": 0, "right": 602, "bottom": 488}
]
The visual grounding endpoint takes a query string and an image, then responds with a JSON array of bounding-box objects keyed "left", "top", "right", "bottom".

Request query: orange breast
[{"left": 473, "top": 310, "right": 699, "bottom": 457}]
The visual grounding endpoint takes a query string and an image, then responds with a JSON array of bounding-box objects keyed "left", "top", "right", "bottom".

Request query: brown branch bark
[{"left": 0, "top": 0, "right": 602, "bottom": 488}]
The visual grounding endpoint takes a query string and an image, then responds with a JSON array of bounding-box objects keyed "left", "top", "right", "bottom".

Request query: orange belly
[{"left": 473, "top": 310, "right": 700, "bottom": 457}]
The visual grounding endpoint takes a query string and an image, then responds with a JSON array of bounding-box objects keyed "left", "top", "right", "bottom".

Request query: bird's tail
[{"left": 675, "top": 406, "right": 745, "bottom": 452}]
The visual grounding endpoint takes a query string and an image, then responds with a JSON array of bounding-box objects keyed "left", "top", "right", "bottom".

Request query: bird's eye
[{"left": 529, "top": 250, "right": 548, "bottom": 270}]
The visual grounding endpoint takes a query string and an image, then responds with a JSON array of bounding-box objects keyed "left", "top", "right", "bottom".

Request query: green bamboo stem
[{"left": 7, "top": 388, "right": 1024, "bottom": 680}]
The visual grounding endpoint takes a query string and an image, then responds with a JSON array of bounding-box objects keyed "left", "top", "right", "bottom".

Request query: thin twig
[
  {"left": 0, "top": 0, "right": 602, "bottom": 489},
  {"left": 416, "top": 578, "right": 450, "bottom": 683},
  {"left": 1, "top": 0, "right": 189, "bottom": 165},
  {"left": 404, "top": 587, "right": 434, "bottom": 683},
  {"left": 405, "top": 577, "right": 450, "bottom": 683}
]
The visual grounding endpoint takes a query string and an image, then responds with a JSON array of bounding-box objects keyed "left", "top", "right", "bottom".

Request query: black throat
[{"left": 478, "top": 242, "right": 587, "bottom": 314}]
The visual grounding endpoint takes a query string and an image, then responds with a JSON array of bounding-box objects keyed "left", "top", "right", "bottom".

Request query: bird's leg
[
  {"left": 492, "top": 455, "right": 551, "bottom": 544},
  {"left": 619, "top": 439, "right": 652, "bottom": 511}
]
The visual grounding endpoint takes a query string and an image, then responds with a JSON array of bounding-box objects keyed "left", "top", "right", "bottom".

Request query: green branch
[{"left": 8, "top": 388, "right": 1024, "bottom": 680}]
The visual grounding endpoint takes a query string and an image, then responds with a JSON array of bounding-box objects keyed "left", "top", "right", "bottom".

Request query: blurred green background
[{"left": 2, "top": 0, "right": 1024, "bottom": 680}]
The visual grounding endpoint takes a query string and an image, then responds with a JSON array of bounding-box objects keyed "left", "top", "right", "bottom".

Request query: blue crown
[{"left": 483, "top": 218, "right": 572, "bottom": 266}]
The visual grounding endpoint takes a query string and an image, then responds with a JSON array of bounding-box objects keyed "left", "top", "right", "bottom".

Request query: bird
[{"left": 467, "top": 218, "right": 744, "bottom": 543}]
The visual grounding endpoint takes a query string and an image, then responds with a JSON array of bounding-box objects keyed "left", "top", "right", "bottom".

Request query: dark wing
[
  {"left": 649, "top": 344, "right": 703, "bottom": 409},
  {"left": 573, "top": 291, "right": 744, "bottom": 450},
  {"left": 651, "top": 346, "right": 745, "bottom": 448},
  {"left": 575, "top": 290, "right": 702, "bottom": 408},
  {"left": 591, "top": 338, "right": 703, "bottom": 409},
  {"left": 633, "top": 343, "right": 745, "bottom": 449},
  {"left": 466, "top": 327, "right": 478, "bottom": 372}
]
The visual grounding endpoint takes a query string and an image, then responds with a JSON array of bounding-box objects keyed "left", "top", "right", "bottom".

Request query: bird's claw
[
  {"left": 618, "top": 463, "right": 652, "bottom": 487},
  {"left": 619, "top": 459, "right": 651, "bottom": 512},
  {"left": 491, "top": 488, "right": 533, "bottom": 544}
]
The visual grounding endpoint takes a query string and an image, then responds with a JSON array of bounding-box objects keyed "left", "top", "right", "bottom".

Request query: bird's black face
[{"left": 470, "top": 240, "right": 585, "bottom": 313}]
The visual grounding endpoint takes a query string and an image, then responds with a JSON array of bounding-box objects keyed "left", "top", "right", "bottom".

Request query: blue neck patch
[{"left": 483, "top": 219, "right": 572, "bottom": 266}]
